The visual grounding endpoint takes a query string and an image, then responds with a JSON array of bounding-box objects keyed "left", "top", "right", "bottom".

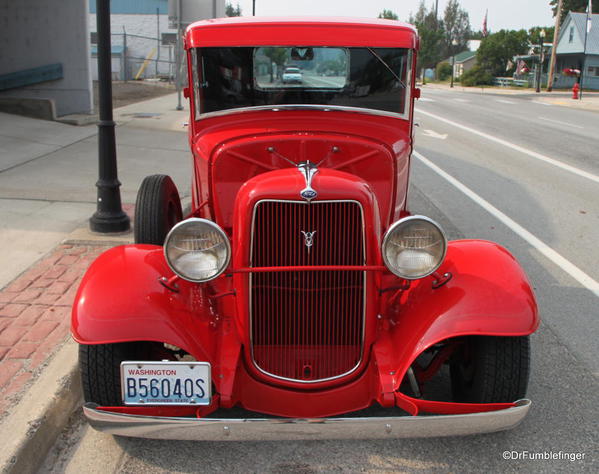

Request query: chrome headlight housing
[
  {"left": 382, "top": 216, "right": 447, "bottom": 280},
  {"left": 164, "top": 218, "right": 231, "bottom": 283}
]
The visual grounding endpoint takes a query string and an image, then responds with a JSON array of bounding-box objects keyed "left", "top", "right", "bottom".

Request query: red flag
[{"left": 482, "top": 9, "right": 488, "bottom": 37}]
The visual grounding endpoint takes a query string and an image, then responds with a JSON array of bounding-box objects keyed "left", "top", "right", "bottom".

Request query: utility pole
[
  {"left": 580, "top": 0, "right": 593, "bottom": 100},
  {"left": 547, "top": 0, "right": 562, "bottom": 92},
  {"left": 90, "top": 0, "right": 130, "bottom": 233}
]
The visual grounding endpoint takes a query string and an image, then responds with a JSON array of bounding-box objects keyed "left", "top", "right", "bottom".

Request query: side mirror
[
  {"left": 414, "top": 88, "right": 421, "bottom": 99},
  {"left": 183, "top": 87, "right": 190, "bottom": 99}
]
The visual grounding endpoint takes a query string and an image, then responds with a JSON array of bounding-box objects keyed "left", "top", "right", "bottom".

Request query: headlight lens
[
  {"left": 382, "top": 216, "right": 447, "bottom": 279},
  {"left": 164, "top": 218, "right": 231, "bottom": 282}
]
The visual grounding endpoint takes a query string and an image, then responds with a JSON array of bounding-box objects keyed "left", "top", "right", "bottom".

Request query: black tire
[
  {"left": 134, "top": 174, "right": 182, "bottom": 245},
  {"left": 450, "top": 336, "right": 530, "bottom": 403},
  {"left": 79, "top": 343, "right": 135, "bottom": 406}
]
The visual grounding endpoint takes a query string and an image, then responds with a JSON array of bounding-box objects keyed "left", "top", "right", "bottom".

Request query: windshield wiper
[{"left": 367, "top": 48, "right": 407, "bottom": 89}]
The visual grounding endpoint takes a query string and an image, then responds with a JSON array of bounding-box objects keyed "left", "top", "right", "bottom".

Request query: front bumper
[{"left": 83, "top": 399, "right": 531, "bottom": 440}]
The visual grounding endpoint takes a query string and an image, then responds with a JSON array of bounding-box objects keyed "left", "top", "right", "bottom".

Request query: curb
[{"left": 0, "top": 339, "right": 80, "bottom": 474}]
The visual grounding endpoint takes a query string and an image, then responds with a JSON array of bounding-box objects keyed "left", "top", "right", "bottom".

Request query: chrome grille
[{"left": 250, "top": 200, "right": 365, "bottom": 383}]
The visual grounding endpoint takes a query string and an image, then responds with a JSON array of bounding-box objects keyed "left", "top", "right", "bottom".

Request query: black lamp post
[
  {"left": 89, "top": 0, "right": 130, "bottom": 233},
  {"left": 450, "top": 39, "right": 458, "bottom": 88},
  {"left": 535, "top": 29, "right": 546, "bottom": 93}
]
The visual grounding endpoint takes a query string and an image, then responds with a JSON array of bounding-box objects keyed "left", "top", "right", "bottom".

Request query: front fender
[
  {"left": 71, "top": 245, "right": 217, "bottom": 363},
  {"left": 375, "top": 240, "right": 539, "bottom": 390}
]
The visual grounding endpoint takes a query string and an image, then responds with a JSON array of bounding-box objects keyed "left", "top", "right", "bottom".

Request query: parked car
[
  {"left": 74, "top": 17, "right": 538, "bottom": 441},
  {"left": 282, "top": 66, "right": 302, "bottom": 84}
]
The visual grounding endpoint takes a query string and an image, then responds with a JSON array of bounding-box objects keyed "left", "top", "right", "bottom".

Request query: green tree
[
  {"left": 409, "top": 1, "right": 445, "bottom": 80},
  {"left": 443, "top": 0, "right": 471, "bottom": 58},
  {"left": 436, "top": 61, "right": 453, "bottom": 80},
  {"left": 528, "top": 26, "right": 555, "bottom": 45},
  {"left": 551, "top": 0, "right": 598, "bottom": 24},
  {"left": 460, "top": 65, "right": 493, "bottom": 86},
  {"left": 378, "top": 9, "right": 399, "bottom": 20},
  {"left": 476, "top": 29, "right": 529, "bottom": 77},
  {"left": 262, "top": 47, "right": 289, "bottom": 82},
  {"left": 225, "top": 2, "right": 242, "bottom": 17}
]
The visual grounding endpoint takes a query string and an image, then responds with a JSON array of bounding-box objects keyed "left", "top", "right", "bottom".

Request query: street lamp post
[
  {"left": 535, "top": 29, "right": 546, "bottom": 93},
  {"left": 450, "top": 54, "right": 456, "bottom": 88},
  {"left": 450, "top": 39, "right": 458, "bottom": 88},
  {"left": 89, "top": 0, "right": 130, "bottom": 233}
]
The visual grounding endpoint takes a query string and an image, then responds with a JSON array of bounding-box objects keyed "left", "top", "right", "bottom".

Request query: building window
[
  {"left": 569, "top": 26, "right": 574, "bottom": 43},
  {"left": 588, "top": 66, "right": 599, "bottom": 77}
]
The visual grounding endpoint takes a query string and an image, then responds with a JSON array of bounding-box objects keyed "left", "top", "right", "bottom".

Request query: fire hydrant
[{"left": 572, "top": 83, "right": 580, "bottom": 100}]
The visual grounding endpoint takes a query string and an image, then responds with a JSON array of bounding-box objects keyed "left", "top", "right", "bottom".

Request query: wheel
[
  {"left": 80, "top": 342, "right": 171, "bottom": 405},
  {"left": 79, "top": 343, "right": 138, "bottom": 406},
  {"left": 450, "top": 336, "right": 530, "bottom": 403},
  {"left": 134, "top": 174, "right": 182, "bottom": 245}
]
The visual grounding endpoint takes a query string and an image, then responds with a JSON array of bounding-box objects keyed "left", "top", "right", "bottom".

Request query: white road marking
[
  {"left": 422, "top": 129, "right": 448, "bottom": 139},
  {"left": 418, "top": 97, "right": 435, "bottom": 102},
  {"left": 415, "top": 108, "right": 599, "bottom": 184},
  {"left": 413, "top": 150, "right": 599, "bottom": 298},
  {"left": 538, "top": 116, "right": 584, "bottom": 129},
  {"left": 454, "top": 98, "right": 470, "bottom": 103},
  {"left": 533, "top": 100, "right": 553, "bottom": 106},
  {"left": 496, "top": 99, "right": 516, "bottom": 104}
]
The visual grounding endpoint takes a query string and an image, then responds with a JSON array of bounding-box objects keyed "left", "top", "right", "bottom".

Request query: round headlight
[
  {"left": 382, "top": 216, "right": 447, "bottom": 280},
  {"left": 164, "top": 218, "right": 231, "bottom": 282}
]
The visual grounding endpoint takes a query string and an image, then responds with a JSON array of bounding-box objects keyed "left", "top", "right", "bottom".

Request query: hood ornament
[
  {"left": 298, "top": 161, "right": 318, "bottom": 201},
  {"left": 266, "top": 147, "right": 322, "bottom": 202}
]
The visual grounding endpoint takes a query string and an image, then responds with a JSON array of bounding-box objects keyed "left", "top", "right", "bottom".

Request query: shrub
[
  {"left": 436, "top": 62, "right": 453, "bottom": 81},
  {"left": 460, "top": 65, "right": 493, "bottom": 86}
]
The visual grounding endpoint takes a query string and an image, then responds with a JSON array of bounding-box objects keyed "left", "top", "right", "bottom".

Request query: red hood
[{"left": 191, "top": 109, "right": 412, "bottom": 231}]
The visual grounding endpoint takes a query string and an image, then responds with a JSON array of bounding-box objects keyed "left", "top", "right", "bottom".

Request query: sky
[{"left": 232, "top": 0, "right": 555, "bottom": 32}]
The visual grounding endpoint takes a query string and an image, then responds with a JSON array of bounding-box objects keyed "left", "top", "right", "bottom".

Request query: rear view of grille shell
[{"left": 250, "top": 200, "right": 365, "bottom": 383}]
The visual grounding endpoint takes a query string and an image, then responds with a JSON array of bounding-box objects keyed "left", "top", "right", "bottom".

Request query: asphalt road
[{"left": 41, "top": 89, "right": 598, "bottom": 473}]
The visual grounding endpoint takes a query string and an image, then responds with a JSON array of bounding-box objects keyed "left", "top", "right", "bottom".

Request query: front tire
[
  {"left": 134, "top": 174, "right": 182, "bottom": 245},
  {"left": 79, "top": 343, "right": 138, "bottom": 406},
  {"left": 450, "top": 336, "right": 530, "bottom": 403}
]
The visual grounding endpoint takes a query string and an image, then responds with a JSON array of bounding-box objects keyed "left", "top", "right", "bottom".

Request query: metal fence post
[
  {"left": 123, "top": 27, "right": 128, "bottom": 82},
  {"left": 176, "top": 0, "right": 183, "bottom": 110},
  {"left": 156, "top": 7, "right": 160, "bottom": 77}
]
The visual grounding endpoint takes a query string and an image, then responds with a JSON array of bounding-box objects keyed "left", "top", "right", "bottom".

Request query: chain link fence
[{"left": 91, "top": 30, "right": 186, "bottom": 82}]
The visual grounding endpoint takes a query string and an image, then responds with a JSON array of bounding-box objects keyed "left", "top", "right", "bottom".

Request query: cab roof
[{"left": 185, "top": 16, "right": 418, "bottom": 49}]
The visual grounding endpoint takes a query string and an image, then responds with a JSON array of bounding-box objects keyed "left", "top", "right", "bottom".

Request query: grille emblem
[{"left": 300, "top": 230, "right": 316, "bottom": 252}]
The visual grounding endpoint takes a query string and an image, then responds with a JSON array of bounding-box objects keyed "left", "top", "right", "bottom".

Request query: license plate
[{"left": 121, "top": 361, "right": 211, "bottom": 405}]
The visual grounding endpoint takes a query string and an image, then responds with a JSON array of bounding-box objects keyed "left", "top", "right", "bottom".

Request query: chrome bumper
[{"left": 83, "top": 399, "right": 531, "bottom": 440}]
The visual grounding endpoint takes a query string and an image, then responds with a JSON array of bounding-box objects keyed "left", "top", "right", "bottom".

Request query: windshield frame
[{"left": 191, "top": 46, "right": 413, "bottom": 121}]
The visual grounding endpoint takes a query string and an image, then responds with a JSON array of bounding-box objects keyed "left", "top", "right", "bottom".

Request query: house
[
  {"left": 452, "top": 51, "right": 477, "bottom": 78},
  {"left": 553, "top": 12, "right": 599, "bottom": 90},
  {"left": 441, "top": 50, "right": 477, "bottom": 79}
]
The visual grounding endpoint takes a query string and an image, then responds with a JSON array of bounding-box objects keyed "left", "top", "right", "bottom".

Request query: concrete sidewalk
[
  {"left": 421, "top": 82, "right": 599, "bottom": 112},
  {"left": 0, "top": 93, "right": 190, "bottom": 473}
]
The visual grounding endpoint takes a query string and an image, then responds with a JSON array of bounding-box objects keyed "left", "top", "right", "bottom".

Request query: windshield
[{"left": 193, "top": 46, "right": 411, "bottom": 117}]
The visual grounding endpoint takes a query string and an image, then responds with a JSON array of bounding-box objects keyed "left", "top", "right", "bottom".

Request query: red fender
[
  {"left": 373, "top": 239, "right": 539, "bottom": 392},
  {"left": 71, "top": 245, "right": 220, "bottom": 364}
]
